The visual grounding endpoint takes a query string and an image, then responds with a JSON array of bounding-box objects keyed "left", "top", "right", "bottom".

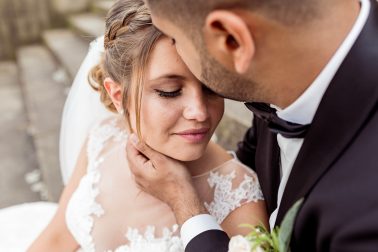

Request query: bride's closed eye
[{"left": 155, "top": 89, "right": 182, "bottom": 98}]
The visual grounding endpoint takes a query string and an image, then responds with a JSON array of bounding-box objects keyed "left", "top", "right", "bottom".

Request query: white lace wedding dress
[{"left": 0, "top": 115, "right": 264, "bottom": 252}]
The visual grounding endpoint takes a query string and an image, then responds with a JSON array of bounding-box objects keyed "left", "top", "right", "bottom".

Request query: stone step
[
  {"left": 68, "top": 13, "right": 105, "bottom": 41},
  {"left": 0, "top": 61, "right": 41, "bottom": 208},
  {"left": 92, "top": 0, "right": 115, "bottom": 16},
  {"left": 52, "top": 0, "right": 91, "bottom": 14},
  {"left": 43, "top": 29, "right": 89, "bottom": 80},
  {"left": 224, "top": 100, "right": 252, "bottom": 128},
  {"left": 17, "top": 45, "right": 65, "bottom": 202},
  {"left": 216, "top": 100, "right": 252, "bottom": 151}
]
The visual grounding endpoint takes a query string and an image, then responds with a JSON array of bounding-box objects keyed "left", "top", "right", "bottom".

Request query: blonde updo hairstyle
[{"left": 89, "top": 0, "right": 163, "bottom": 138}]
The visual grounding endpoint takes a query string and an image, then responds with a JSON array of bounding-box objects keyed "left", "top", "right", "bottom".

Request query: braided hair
[{"left": 89, "top": 0, "right": 163, "bottom": 137}]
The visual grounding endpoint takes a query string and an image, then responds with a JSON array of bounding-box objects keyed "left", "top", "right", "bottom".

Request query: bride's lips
[{"left": 175, "top": 128, "right": 210, "bottom": 143}]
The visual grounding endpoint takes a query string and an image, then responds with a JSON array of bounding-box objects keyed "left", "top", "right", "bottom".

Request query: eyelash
[
  {"left": 155, "top": 89, "right": 182, "bottom": 98},
  {"left": 155, "top": 86, "right": 217, "bottom": 99}
]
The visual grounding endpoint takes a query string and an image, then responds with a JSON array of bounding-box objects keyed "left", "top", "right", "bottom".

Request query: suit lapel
[
  {"left": 276, "top": 0, "right": 378, "bottom": 224},
  {"left": 254, "top": 122, "right": 281, "bottom": 214}
]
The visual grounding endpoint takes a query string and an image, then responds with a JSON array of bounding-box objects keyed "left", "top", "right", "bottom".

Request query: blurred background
[{"left": 0, "top": 0, "right": 251, "bottom": 209}]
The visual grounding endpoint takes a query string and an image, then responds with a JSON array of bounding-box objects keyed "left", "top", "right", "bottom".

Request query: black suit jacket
[{"left": 186, "top": 1, "right": 378, "bottom": 251}]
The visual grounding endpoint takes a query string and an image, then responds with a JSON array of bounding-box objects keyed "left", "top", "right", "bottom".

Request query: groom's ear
[
  {"left": 203, "top": 10, "right": 255, "bottom": 74},
  {"left": 104, "top": 77, "right": 123, "bottom": 112}
]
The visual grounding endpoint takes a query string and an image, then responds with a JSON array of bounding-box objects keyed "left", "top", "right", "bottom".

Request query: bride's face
[{"left": 128, "top": 37, "right": 224, "bottom": 161}]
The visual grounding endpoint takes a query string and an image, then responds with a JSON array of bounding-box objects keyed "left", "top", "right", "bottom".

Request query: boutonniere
[{"left": 229, "top": 198, "right": 304, "bottom": 252}]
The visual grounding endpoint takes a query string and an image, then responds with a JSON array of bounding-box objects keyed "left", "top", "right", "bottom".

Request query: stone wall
[
  {"left": 0, "top": 0, "right": 53, "bottom": 59},
  {"left": 52, "top": 0, "right": 91, "bottom": 15},
  {"left": 0, "top": 0, "right": 91, "bottom": 60}
]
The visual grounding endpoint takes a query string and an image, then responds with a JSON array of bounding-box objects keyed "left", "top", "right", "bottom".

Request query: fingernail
[{"left": 130, "top": 134, "right": 139, "bottom": 145}]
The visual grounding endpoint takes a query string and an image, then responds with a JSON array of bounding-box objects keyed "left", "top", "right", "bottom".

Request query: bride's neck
[
  {"left": 184, "top": 142, "right": 232, "bottom": 177},
  {"left": 184, "top": 149, "right": 212, "bottom": 177}
]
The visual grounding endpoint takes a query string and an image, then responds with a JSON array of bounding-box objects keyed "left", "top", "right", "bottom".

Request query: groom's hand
[{"left": 126, "top": 134, "right": 207, "bottom": 225}]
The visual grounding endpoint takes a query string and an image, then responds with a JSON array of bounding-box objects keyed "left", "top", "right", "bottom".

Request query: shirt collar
[{"left": 276, "top": 0, "right": 370, "bottom": 125}]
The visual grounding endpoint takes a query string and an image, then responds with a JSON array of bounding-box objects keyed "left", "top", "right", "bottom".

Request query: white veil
[{"left": 59, "top": 36, "right": 113, "bottom": 184}]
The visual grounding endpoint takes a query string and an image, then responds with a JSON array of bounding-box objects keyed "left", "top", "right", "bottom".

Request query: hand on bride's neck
[{"left": 120, "top": 115, "right": 230, "bottom": 177}]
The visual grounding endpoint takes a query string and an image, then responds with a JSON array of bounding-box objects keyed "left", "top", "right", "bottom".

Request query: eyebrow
[{"left": 150, "top": 74, "right": 186, "bottom": 82}]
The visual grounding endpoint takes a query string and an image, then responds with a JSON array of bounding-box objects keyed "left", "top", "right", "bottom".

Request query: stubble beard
[{"left": 200, "top": 51, "right": 263, "bottom": 103}]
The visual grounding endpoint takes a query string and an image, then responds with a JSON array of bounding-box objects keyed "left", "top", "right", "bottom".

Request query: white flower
[
  {"left": 228, "top": 235, "right": 251, "bottom": 252},
  {"left": 228, "top": 235, "right": 265, "bottom": 252},
  {"left": 254, "top": 246, "right": 265, "bottom": 252}
]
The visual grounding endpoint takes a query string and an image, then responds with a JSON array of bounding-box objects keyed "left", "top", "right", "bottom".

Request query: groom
[{"left": 127, "top": 0, "right": 378, "bottom": 251}]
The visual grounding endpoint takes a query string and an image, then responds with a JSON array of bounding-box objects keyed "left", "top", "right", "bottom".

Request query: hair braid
[{"left": 88, "top": 0, "right": 163, "bottom": 136}]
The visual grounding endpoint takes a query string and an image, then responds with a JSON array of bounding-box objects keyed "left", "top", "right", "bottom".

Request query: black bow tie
[{"left": 245, "top": 102, "right": 310, "bottom": 138}]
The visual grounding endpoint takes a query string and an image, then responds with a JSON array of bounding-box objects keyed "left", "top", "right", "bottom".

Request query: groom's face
[{"left": 151, "top": 14, "right": 259, "bottom": 103}]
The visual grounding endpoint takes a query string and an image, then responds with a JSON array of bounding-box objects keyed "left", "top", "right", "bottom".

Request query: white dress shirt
[{"left": 181, "top": 0, "right": 370, "bottom": 248}]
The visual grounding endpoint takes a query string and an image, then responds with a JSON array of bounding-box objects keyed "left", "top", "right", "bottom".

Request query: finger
[
  {"left": 126, "top": 140, "right": 150, "bottom": 176},
  {"left": 134, "top": 179, "right": 146, "bottom": 191},
  {"left": 127, "top": 139, "right": 149, "bottom": 164},
  {"left": 129, "top": 134, "right": 164, "bottom": 165}
]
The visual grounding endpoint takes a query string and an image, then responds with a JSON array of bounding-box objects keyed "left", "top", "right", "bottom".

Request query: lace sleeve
[{"left": 194, "top": 159, "right": 264, "bottom": 224}]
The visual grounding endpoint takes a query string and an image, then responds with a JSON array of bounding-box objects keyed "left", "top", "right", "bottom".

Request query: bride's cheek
[{"left": 210, "top": 99, "right": 224, "bottom": 120}]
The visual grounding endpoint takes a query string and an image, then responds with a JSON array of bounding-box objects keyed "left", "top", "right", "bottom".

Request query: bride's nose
[{"left": 183, "top": 90, "right": 209, "bottom": 122}]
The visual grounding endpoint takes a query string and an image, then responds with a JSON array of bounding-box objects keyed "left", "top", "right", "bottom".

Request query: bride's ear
[{"left": 104, "top": 77, "right": 123, "bottom": 113}]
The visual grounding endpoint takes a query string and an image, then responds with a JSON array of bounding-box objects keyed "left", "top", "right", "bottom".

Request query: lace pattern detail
[
  {"left": 204, "top": 169, "right": 264, "bottom": 223},
  {"left": 66, "top": 118, "right": 127, "bottom": 252},
  {"left": 107, "top": 225, "right": 183, "bottom": 252},
  {"left": 87, "top": 118, "right": 128, "bottom": 170},
  {"left": 66, "top": 118, "right": 264, "bottom": 251},
  {"left": 66, "top": 171, "right": 104, "bottom": 252}
]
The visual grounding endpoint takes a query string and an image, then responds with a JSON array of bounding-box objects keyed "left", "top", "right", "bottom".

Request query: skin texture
[
  {"left": 28, "top": 37, "right": 268, "bottom": 250},
  {"left": 133, "top": 37, "right": 224, "bottom": 162},
  {"left": 128, "top": 0, "right": 361, "bottom": 227},
  {"left": 106, "top": 37, "right": 225, "bottom": 169}
]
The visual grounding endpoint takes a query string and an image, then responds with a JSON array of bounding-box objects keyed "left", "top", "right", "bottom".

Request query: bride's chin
[{"left": 162, "top": 147, "right": 205, "bottom": 162}]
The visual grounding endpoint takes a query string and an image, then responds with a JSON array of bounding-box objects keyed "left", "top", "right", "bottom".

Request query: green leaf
[
  {"left": 278, "top": 198, "right": 304, "bottom": 252},
  {"left": 270, "top": 228, "right": 280, "bottom": 251}
]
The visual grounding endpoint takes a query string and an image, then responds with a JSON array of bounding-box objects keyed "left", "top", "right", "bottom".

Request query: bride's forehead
[{"left": 146, "top": 38, "right": 191, "bottom": 80}]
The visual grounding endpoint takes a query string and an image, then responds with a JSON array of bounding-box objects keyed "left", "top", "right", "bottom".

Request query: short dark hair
[{"left": 147, "top": 0, "right": 319, "bottom": 29}]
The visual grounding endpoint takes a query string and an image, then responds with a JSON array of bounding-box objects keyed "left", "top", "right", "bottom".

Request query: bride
[{"left": 0, "top": 0, "right": 267, "bottom": 251}]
